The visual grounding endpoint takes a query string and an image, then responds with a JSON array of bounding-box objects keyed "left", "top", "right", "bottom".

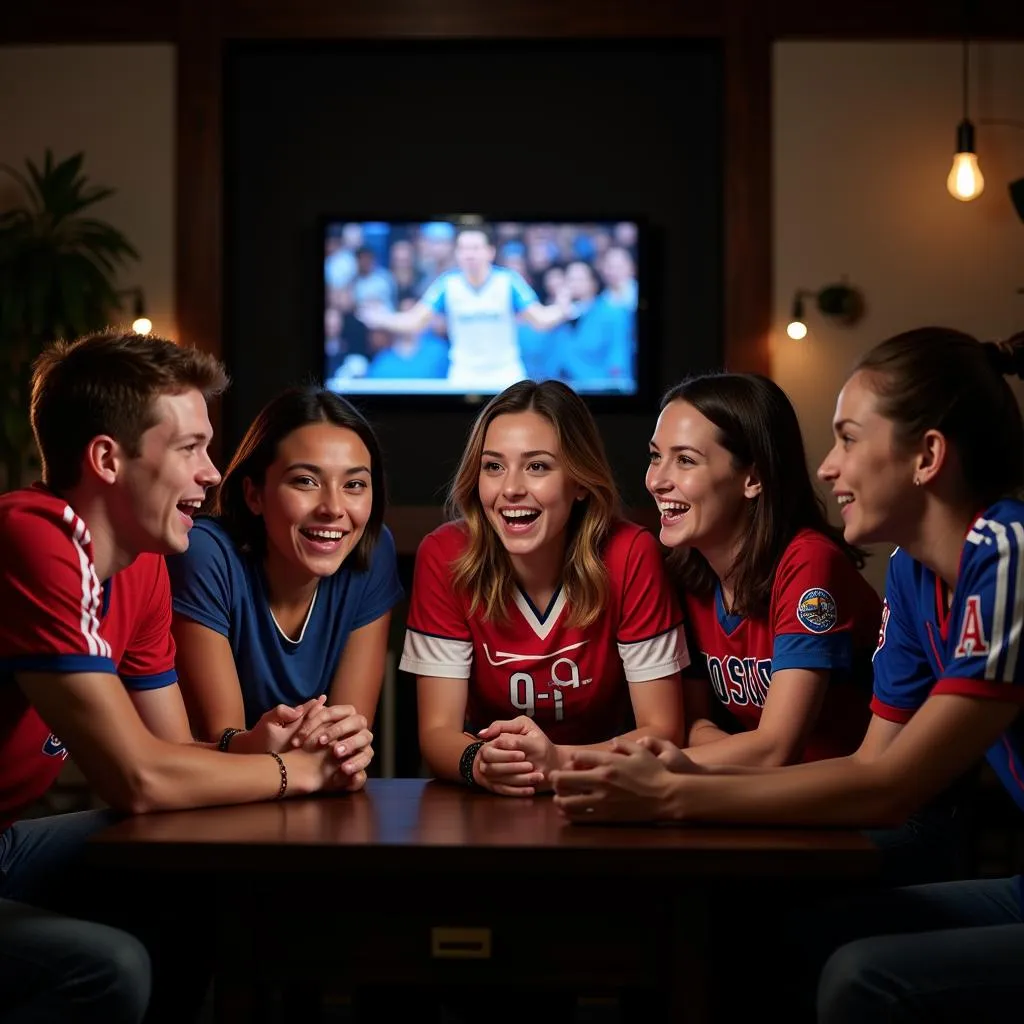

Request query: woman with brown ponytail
[{"left": 553, "top": 328, "right": 1024, "bottom": 1022}]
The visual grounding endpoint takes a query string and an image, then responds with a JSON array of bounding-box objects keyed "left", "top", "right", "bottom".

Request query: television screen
[{"left": 322, "top": 217, "right": 643, "bottom": 400}]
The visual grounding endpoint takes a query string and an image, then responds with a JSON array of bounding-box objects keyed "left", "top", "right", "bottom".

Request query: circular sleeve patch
[{"left": 796, "top": 587, "right": 837, "bottom": 633}]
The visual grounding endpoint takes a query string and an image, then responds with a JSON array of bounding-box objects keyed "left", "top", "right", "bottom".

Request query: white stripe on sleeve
[
  {"left": 618, "top": 624, "right": 689, "bottom": 683},
  {"left": 400, "top": 630, "right": 474, "bottom": 679}
]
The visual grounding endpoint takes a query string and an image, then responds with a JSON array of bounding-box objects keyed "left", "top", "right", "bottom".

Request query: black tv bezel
[{"left": 316, "top": 213, "right": 658, "bottom": 414}]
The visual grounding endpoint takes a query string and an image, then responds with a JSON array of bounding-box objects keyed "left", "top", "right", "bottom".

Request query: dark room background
[{"left": 224, "top": 39, "right": 724, "bottom": 508}]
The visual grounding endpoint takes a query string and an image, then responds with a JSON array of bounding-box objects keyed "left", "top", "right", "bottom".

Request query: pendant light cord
[{"left": 962, "top": 36, "right": 969, "bottom": 121}]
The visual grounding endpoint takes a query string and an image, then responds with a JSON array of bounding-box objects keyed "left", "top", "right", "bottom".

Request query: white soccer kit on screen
[{"left": 423, "top": 268, "right": 538, "bottom": 388}]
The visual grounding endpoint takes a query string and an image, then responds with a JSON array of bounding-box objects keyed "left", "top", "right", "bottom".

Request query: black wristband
[
  {"left": 218, "top": 727, "right": 243, "bottom": 752},
  {"left": 459, "top": 740, "right": 485, "bottom": 788}
]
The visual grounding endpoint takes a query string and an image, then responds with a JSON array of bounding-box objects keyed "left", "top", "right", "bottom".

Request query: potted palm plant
[{"left": 0, "top": 149, "right": 139, "bottom": 489}]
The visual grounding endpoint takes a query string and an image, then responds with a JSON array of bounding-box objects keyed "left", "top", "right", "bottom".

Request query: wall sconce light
[
  {"left": 1010, "top": 177, "right": 1024, "bottom": 224},
  {"left": 118, "top": 286, "right": 152, "bottom": 335},
  {"left": 947, "top": 38, "right": 984, "bottom": 201},
  {"left": 976, "top": 119, "right": 1024, "bottom": 221},
  {"left": 786, "top": 281, "right": 865, "bottom": 340}
]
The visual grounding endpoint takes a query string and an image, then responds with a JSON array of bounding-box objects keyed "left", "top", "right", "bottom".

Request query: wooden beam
[
  {"left": 723, "top": 11, "right": 772, "bottom": 374},
  {"left": 6, "top": 0, "right": 1024, "bottom": 45},
  {"left": 2, "top": 1, "right": 177, "bottom": 43},
  {"left": 219, "top": 0, "right": 723, "bottom": 39},
  {"left": 175, "top": 1, "right": 225, "bottom": 458},
  {"left": 772, "top": 0, "right": 1024, "bottom": 39}
]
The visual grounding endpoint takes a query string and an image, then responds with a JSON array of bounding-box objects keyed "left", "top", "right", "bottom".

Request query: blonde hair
[{"left": 446, "top": 380, "right": 621, "bottom": 628}]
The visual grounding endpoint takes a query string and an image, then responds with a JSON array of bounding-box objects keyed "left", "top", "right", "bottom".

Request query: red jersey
[
  {"left": 683, "top": 528, "right": 879, "bottom": 761},
  {"left": 400, "top": 520, "right": 688, "bottom": 745},
  {"left": 0, "top": 485, "right": 177, "bottom": 829}
]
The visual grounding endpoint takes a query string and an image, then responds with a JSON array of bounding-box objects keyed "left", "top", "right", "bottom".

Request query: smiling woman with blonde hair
[{"left": 401, "top": 378, "right": 687, "bottom": 796}]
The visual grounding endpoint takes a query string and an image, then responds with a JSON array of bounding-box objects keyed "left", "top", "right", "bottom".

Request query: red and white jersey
[
  {"left": 0, "top": 485, "right": 177, "bottom": 829},
  {"left": 683, "top": 528, "right": 879, "bottom": 761},
  {"left": 400, "top": 520, "right": 688, "bottom": 745}
]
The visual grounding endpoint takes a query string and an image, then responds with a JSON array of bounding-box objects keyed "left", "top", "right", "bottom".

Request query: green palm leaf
[{"left": 0, "top": 149, "right": 140, "bottom": 487}]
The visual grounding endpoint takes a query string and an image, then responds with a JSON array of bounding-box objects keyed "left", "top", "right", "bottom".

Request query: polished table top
[{"left": 89, "top": 778, "right": 880, "bottom": 879}]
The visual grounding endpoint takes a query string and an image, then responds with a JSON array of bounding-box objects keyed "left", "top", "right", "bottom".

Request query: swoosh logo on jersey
[{"left": 482, "top": 640, "right": 588, "bottom": 667}]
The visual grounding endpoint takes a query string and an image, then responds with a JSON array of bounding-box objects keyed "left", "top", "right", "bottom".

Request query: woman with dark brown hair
[
  {"left": 646, "top": 372, "right": 880, "bottom": 768},
  {"left": 167, "top": 386, "right": 403, "bottom": 785},
  {"left": 400, "top": 378, "right": 686, "bottom": 796}
]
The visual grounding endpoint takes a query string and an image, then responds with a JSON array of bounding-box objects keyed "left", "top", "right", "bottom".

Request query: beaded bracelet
[
  {"left": 267, "top": 751, "right": 288, "bottom": 800},
  {"left": 218, "top": 727, "right": 243, "bottom": 752}
]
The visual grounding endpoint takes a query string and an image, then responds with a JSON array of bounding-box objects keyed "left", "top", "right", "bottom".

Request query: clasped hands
[
  {"left": 550, "top": 735, "right": 700, "bottom": 822},
  {"left": 473, "top": 717, "right": 700, "bottom": 818},
  {"left": 471, "top": 715, "right": 564, "bottom": 796},
  {"left": 248, "top": 696, "right": 373, "bottom": 790}
]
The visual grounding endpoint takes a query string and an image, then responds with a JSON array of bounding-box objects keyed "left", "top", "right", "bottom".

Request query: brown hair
[
  {"left": 213, "top": 386, "right": 386, "bottom": 572},
  {"left": 855, "top": 327, "right": 1024, "bottom": 506},
  {"left": 660, "top": 373, "right": 865, "bottom": 616},
  {"left": 31, "top": 329, "right": 228, "bottom": 491},
  {"left": 447, "top": 380, "right": 621, "bottom": 628}
]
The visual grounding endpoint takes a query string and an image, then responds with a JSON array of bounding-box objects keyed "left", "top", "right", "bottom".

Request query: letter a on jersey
[{"left": 955, "top": 595, "right": 989, "bottom": 658}]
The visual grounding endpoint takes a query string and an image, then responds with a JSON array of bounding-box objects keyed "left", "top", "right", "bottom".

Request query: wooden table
[{"left": 89, "top": 778, "right": 880, "bottom": 1022}]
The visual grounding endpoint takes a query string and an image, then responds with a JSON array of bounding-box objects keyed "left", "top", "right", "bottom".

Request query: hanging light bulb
[
  {"left": 947, "top": 40, "right": 984, "bottom": 202},
  {"left": 947, "top": 121, "right": 984, "bottom": 200}
]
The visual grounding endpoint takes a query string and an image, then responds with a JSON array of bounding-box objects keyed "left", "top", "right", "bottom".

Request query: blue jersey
[
  {"left": 556, "top": 294, "right": 633, "bottom": 387},
  {"left": 367, "top": 335, "right": 449, "bottom": 379},
  {"left": 167, "top": 518, "right": 404, "bottom": 727},
  {"left": 422, "top": 267, "right": 538, "bottom": 386},
  {"left": 872, "top": 499, "right": 1024, "bottom": 812}
]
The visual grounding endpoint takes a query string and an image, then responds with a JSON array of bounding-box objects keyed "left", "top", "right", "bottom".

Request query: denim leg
[
  {"left": 819, "top": 923, "right": 1024, "bottom": 1023},
  {"left": 0, "top": 809, "right": 121, "bottom": 908},
  {"left": 0, "top": 896, "right": 151, "bottom": 1024},
  {"left": 816, "top": 877, "right": 1024, "bottom": 1024},
  {"left": 0, "top": 810, "right": 210, "bottom": 1023}
]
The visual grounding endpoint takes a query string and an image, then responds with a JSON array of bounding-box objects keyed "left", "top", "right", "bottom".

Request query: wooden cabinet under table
[{"left": 88, "top": 778, "right": 880, "bottom": 1022}]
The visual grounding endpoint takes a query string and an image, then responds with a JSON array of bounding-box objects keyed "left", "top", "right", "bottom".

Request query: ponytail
[{"left": 983, "top": 331, "right": 1024, "bottom": 379}]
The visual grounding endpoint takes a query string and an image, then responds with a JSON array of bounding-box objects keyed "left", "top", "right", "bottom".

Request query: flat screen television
[{"left": 321, "top": 216, "right": 650, "bottom": 406}]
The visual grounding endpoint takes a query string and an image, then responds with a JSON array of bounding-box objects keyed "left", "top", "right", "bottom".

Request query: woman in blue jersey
[
  {"left": 553, "top": 328, "right": 1024, "bottom": 1023},
  {"left": 167, "top": 386, "right": 403, "bottom": 784}
]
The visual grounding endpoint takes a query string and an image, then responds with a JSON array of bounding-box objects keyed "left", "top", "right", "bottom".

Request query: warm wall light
[
  {"left": 786, "top": 295, "right": 809, "bottom": 340},
  {"left": 1010, "top": 177, "right": 1024, "bottom": 224},
  {"left": 118, "top": 286, "right": 152, "bottom": 334},
  {"left": 786, "top": 282, "right": 864, "bottom": 340},
  {"left": 947, "top": 39, "right": 984, "bottom": 201}
]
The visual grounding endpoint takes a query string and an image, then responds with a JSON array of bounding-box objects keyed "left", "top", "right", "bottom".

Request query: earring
[{"left": 913, "top": 475, "right": 921, "bottom": 486}]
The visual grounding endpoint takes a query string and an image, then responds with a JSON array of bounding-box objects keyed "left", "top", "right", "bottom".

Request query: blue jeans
[
  {"left": 0, "top": 809, "right": 212, "bottom": 1023},
  {"left": 817, "top": 876, "right": 1024, "bottom": 1023},
  {"left": 866, "top": 768, "right": 976, "bottom": 887},
  {"left": 0, "top": 810, "right": 151, "bottom": 1022}
]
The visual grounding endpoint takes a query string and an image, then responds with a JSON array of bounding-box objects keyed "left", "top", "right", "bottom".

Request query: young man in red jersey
[{"left": 0, "top": 331, "right": 373, "bottom": 1022}]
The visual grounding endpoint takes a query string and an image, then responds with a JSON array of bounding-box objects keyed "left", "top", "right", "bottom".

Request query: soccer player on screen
[{"left": 358, "top": 226, "right": 573, "bottom": 390}]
